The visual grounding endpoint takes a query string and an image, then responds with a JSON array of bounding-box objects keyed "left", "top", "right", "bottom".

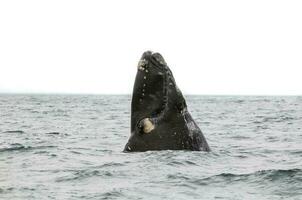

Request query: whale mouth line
[{"left": 141, "top": 54, "right": 171, "bottom": 117}]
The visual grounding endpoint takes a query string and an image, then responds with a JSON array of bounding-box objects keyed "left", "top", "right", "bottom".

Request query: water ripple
[{"left": 0, "top": 95, "right": 301, "bottom": 199}]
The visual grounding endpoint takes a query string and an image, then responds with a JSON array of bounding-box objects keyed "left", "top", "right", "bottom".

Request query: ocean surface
[{"left": 0, "top": 95, "right": 301, "bottom": 200}]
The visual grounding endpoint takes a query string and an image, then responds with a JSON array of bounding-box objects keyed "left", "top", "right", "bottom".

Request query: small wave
[
  {"left": 30, "top": 110, "right": 39, "bottom": 113},
  {"left": 261, "top": 116, "right": 295, "bottom": 123},
  {"left": 184, "top": 160, "right": 199, "bottom": 166},
  {"left": 0, "top": 187, "right": 14, "bottom": 194},
  {"left": 0, "top": 186, "right": 35, "bottom": 194},
  {"left": 0, "top": 144, "right": 56, "bottom": 153},
  {"left": 55, "top": 169, "right": 113, "bottom": 182},
  {"left": 45, "top": 132, "right": 60, "bottom": 135},
  {"left": 260, "top": 168, "right": 302, "bottom": 181},
  {"left": 100, "top": 190, "right": 123, "bottom": 199},
  {"left": 167, "top": 173, "right": 191, "bottom": 181},
  {"left": 99, "top": 162, "right": 125, "bottom": 168},
  {"left": 167, "top": 161, "right": 186, "bottom": 166},
  {"left": 290, "top": 150, "right": 302, "bottom": 154},
  {"left": 167, "top": 160, "right": 198, "bottom": 167},
  {"left": 70, "top": 150, "right": 82, "bottom": 154},
  {"left": 191, "top": 168, "right": 302, "bottom": 185},
  {"left": 233, "top": 99, "right": 245, "bottom": 103},
  {"left": 3, "top": 130, "right": 24, "bottom": 134},
  {"left": 229, "top": 135, "right": 251, "bottom": 140}
]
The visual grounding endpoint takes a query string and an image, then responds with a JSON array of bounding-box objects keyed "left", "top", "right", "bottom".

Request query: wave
[
  {"left": 254, "top": 116, "right": 296, "bottom": 124},
  {"left": 3, "top": 130, "right": 24, "bottom": 134},
  {"left": 80, "top": 189, "right": 124, "bottom": 199},
  {"left": 0, "top": 187, "right": 35, "bottom": 194},
  {"left": 191, "top": 168, "right": 302, "bottom": 185},
  {"left": 55, "top": 162, "right": 125, "bottom": 182},
  {"left": 99, "top": 190, "right": 123, "bottom": 199},
  {"left": 216, "top": 168, "right": 301, "bottom": 179},
  {"left": 0, "top": 144, "right": 56, "bottom": 153},
  {"left": 55, "top": 169, "right": 113, "bottom": 182},
  {"left": 45, "top": 132, "right": 60, "bottom": 135}
]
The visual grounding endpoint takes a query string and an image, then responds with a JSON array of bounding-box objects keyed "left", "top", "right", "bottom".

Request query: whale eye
[{"left": 137, "top": 118, "right": 155, "bottom": 134}]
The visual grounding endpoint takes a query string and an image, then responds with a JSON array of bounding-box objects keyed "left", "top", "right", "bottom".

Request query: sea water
[{"left": 0, "top": 95, "right": 301, "bottom": 199}]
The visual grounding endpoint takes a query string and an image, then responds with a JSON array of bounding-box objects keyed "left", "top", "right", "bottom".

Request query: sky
[{"left": 0, "top": 0, "right": 301, "bottom": 95}]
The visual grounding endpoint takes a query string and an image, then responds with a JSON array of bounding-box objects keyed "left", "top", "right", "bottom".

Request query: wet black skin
[{"left": 124, "top": 51, "right": 210, "bottom": 152}]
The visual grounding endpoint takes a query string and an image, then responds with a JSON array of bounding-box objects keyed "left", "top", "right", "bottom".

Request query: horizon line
[{"left": 0, "top": 92, "right": 301, "bottom": 96}]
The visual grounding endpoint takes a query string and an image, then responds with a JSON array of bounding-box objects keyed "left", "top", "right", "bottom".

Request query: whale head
[
  {"left": 124, "top": 51, "right": 189, "bottom": 152},
  {"left": 131, "top": 51, "right": 169, "bottom": 129}
]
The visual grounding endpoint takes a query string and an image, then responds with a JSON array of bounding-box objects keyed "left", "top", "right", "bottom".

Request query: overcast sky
[{"left": 0, "top": 0, "right": 301, "bottom": 95}]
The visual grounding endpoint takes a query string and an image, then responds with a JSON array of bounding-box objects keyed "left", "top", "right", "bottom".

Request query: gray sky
[{"left": 0, "top": 0, "right": 301, "bottom": 95}]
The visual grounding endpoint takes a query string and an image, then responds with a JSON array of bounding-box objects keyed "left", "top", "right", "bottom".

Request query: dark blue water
[{"left": 0, "top": 95, "right": 301, "bottom": 199}]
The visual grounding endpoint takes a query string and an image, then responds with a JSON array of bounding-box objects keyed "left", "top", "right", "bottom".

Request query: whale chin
[{"left": 124, "top": 51, "right": 210, "bottom": 152}]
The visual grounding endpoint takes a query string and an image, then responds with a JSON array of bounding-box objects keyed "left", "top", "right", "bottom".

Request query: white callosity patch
[
  {"left": 137, "top": 59, "right": 149, "bottom": 102},
  {"left": 138, "top": 59, "right": 148, "bottom": 71},
  {"left": 142, "top": 118, "right": 155, "bottom": 133}
]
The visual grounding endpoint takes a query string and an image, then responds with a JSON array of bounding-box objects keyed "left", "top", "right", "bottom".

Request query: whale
[{"left": 124, "top": 51, "right": 210, "bottom": 152}]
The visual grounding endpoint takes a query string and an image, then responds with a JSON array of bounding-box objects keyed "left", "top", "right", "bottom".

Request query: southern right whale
[{"left": 124, "top": 51, "right": 210, "bottom": 152}]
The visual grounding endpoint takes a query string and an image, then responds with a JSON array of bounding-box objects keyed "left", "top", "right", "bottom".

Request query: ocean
[{"left": 0, "top": 95, "right": 301, "bottom": 199}]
